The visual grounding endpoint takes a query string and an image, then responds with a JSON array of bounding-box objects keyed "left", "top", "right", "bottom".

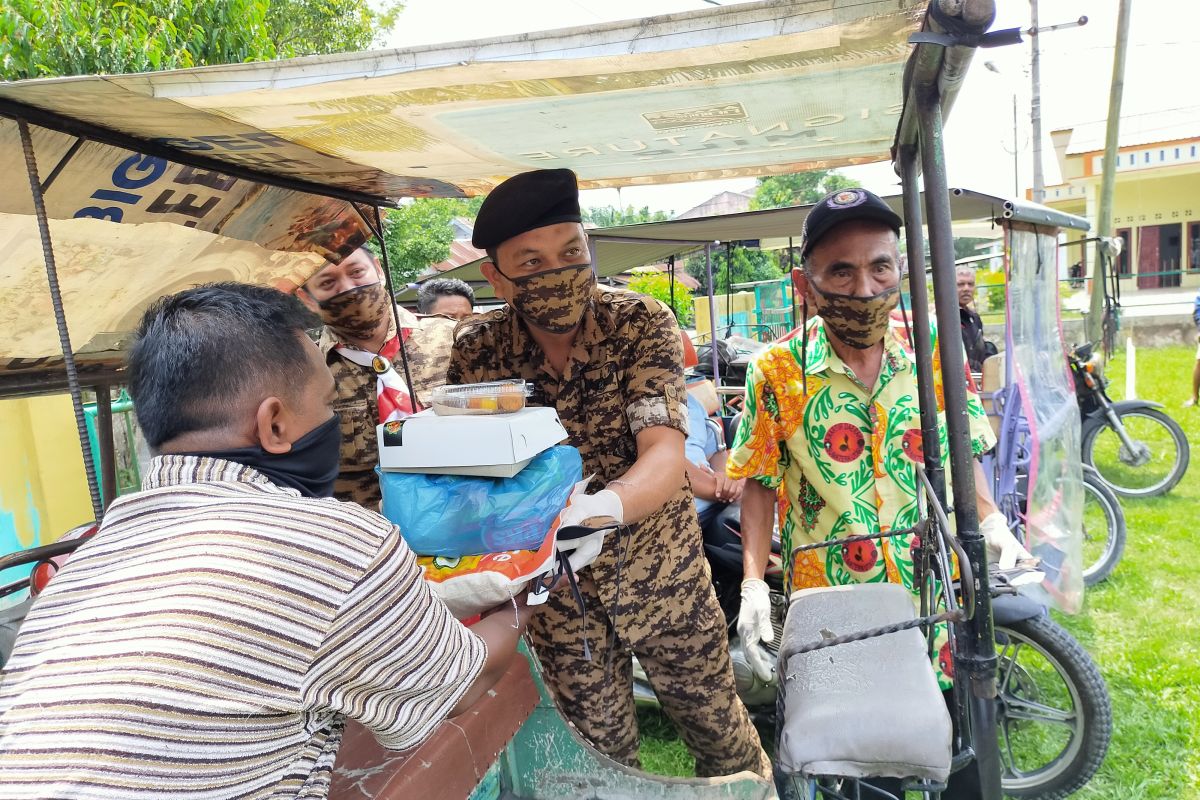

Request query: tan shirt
[
  {"left": 319, "top": 306, "right": 456, "bottom": 508},
  {"left": 448, "top": 288, "right": 707, "bottom": 627}
]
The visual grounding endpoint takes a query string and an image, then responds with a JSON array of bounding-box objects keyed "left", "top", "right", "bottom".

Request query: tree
[
  {"left": 685, "top": 247, "right": 783, "bottom": 296},
  {"left": 625, "top": 271, "right": 694, "bottom": 327},
  {"left": 953, "top": 236, "right": 993, "bottom": 261},
  {"left": 583, "top": 205, "right": 671, "bottom": 228},
  {"left": 266, "top": 0, "right": 401, "bottom": 58},
  {"left": 750, "top": 169, "right": 859, "bottom": 210},
  {"left": 381, "top": 197, "right": 483, "bottom": 286},
  {"left": 0, "top": 0, "right": 401, "bottom": 80}
]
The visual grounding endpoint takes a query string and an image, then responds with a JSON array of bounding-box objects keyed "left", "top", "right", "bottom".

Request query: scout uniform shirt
[
  {"left": 319, "top": 306, "right": 455, "bottom": 508},
  {"left": 447, "top": 287, "right": 703, "bottom": 625},
  {"left": 727, "top": 314, "right": 995, "bottom": 687}
]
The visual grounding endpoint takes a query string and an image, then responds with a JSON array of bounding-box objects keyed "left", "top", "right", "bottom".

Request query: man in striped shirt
[{"left": 0, "top": 284, "right": 532, "bottom": 799}]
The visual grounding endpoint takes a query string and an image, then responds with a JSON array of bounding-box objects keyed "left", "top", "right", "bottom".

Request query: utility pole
[
  {"left": 985, "top": 61, "right": 1022, "bottom": 197},
  {"left": 1088, "top": 0, "right": 1133, "bottom": 344},
  {"left": 1030, "top": 0, "right": 1045, "bottom": 203},
  {"left": 1011, "top": 94, "right": 1020, "bottom": 196}
]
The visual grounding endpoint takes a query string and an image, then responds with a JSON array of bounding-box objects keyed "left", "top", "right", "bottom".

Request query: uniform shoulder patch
[
  {"left": 603, "top": 286, "right": 668, "bottom": 314},
  {"left": 452, "top": 311, "right": 500, "bottom": 342}
]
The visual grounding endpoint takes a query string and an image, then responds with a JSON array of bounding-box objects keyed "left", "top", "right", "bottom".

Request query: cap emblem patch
[{"left": 828, "top": 189, "right": 866, "bottom": 208}]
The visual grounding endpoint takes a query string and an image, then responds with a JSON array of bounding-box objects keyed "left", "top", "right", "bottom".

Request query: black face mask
[{"left": 186, "top": 414, "right": 342, "bottom": 498}]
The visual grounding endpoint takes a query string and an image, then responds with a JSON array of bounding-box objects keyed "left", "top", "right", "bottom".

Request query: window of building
[
  {"left": 1116, "top": 228, "right": 1132, "bottom": 277},
  {"left": 1189, "top": 222, "right": 1200, "bottom": 273},
  {"left": 1144, "top": 151, "right": 1151, "bottom": 164},
  {"left": 1175, "top": 147, "right": 1181, "bottom": 158}
]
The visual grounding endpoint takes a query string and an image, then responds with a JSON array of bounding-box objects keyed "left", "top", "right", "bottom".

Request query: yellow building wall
[
  {"left": 1048, "top": 162, "right": 1200, "bottom": 290},
  {"left": 692, "top": 291, "right": 757, "bottom": 338},
  {"left": 0, "top": 395, "right": 94, "bottom": 563}
]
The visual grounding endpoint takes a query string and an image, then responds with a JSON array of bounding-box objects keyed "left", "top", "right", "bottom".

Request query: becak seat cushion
[{"left": 776, "top": 583, "right": 953, "bottom": 783}]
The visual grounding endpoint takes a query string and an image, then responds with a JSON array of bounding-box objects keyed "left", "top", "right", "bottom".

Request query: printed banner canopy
[{"left": 0, "top": 0, "right": 927, "bottom": 374}]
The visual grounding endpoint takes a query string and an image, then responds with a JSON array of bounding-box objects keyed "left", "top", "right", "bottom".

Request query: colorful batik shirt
[{"left": 727, "top": 314, "right": 995, "bottom": 686}]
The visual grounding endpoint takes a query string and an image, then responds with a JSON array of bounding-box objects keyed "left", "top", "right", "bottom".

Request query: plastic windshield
[{"left": 1005, "top": 225, "right": 1084, "bottom": 613}]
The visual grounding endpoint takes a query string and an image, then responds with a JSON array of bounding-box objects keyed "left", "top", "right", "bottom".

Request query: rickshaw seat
[
  {"left": 775, "top": 583, "right": 952, "bottom": 783},
  {"left": 980, "top": 352, "right": 1005, "bottom": 395},
  {"left": 980, "top": 352, "right": 1006, "bottom": 439},
  {"left": 0, "top": 597, "right": 31, "bottom": 669}
]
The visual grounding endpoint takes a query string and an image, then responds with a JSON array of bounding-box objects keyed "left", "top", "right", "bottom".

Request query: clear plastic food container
[{"left": 430, "top": 379, "right": 530, "bottom": 416}]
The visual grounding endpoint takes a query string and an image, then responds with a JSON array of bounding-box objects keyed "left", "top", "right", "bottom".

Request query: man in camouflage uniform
[
  {"left": 297, "top": 246, "right": 455, "bottom": 508},
  {"left": 448, "top": 169, "right": 769, "bottom": 779}
]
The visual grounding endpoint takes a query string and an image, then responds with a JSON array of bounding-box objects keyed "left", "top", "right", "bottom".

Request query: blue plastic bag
[{"left": 377, "top": 445, "right": 583, "bottom": 557}]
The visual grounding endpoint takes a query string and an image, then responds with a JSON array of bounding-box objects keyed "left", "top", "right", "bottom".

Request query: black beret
[
  {"left": 800, "top": 188, "right": 903, "bottom": 260},
  {"left": 471, "top": 169, "right": 582, "bottom": 251}
]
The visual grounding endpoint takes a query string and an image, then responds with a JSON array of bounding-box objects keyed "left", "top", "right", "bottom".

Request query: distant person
[
  {"left": 1188, "top": 287, "right": 1200, "bottom": 407},
  {"left": 957, "top": 266, "right": 997, "bottom": 372},
  {"left": 681, "top": 333, "right": 743, "bottom": 535},
  {"left": 417, "top": 277, "right": 476, "bottom": 320}
]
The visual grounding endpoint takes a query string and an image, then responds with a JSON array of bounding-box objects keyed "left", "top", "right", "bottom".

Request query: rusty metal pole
[
  {"left": 95, "top": 384, "right": 118, "bottom": 510},
  {"left": 1088, "top": 0, "right": 1133, "bottom": 344}
]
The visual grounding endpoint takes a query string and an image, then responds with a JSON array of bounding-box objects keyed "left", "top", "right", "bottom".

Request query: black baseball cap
[
  {"left": 471, "top": 168, "right": 583, "bottom": 251},
  {"left": 800, "top": 188, "right": 903, "bottom": 261}
]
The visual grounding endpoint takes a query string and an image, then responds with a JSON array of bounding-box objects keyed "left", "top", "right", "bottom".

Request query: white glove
[
  {"left": 979, "top": 511, "right": 1043, "bottom": 587},
  {"left": 558, "top": 489, "right": 624, "bottom": 530},
  {"left": 737, "top": 578, "right": 775, "bottom": 683},
  {"left": 558, "top": 530, "right": 607, "bottom": 573}
]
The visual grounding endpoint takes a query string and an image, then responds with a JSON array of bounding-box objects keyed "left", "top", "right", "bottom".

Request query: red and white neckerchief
[{"left": 334, "top": 329, "right": 417, "bottom": 423}]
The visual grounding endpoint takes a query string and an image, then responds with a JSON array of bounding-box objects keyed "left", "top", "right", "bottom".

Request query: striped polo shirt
[{"left": 0, "top": 456, "right": 486, "bottom": 799}]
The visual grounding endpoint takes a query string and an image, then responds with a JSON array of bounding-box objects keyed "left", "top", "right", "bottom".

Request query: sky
[{"left": 383, "top": 0, "right": 1193, "bottom": 214}]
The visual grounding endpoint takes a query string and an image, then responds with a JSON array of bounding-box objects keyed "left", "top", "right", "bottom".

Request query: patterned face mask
[
  {"left": 316, "top": 282, "right": 391, "bottom": 341},
  {"left": 809, "top": 282, "right": 900, "bottom": 349},
  {"left": 508, "top": 263, "right": 596, "bottom": 334}
]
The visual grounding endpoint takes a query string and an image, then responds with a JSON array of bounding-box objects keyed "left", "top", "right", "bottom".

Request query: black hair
[
  {"left": 417, "top": 277, "right": 475, "bottom": 313},
  {"left": 128, "top": 282, "right": 316, "bottom": 448}
]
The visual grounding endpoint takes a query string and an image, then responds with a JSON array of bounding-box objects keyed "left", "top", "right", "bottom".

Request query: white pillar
[{"left": 1125, "top": 335, "right": 1136, "bottom": 399}]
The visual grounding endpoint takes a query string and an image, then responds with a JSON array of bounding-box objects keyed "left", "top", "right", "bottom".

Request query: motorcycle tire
[
  {"left": 995, "top": 614, "right": 1111, "bottom": 800},
  {"left": 1082, "top": 407, "right": 1189, "bottom": 499},
  {"left": 1080, "top": 471, "right": 1126, "bottom": 587}
]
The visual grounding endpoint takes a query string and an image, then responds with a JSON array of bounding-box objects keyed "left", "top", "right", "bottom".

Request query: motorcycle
[
  {"left": 1070, "top": 342, "right": 1189, "bottom": 499},
  {"left": 632, "top": 503, "right": 1112, "bottom": 800}
]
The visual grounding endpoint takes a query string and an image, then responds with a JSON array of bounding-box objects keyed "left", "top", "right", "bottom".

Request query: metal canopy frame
[{"left": 4, "top": 3, "right": 1058, "bottom": 796}]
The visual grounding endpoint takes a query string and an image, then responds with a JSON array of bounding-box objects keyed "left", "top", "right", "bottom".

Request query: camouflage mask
[
  {"left": 509, "top": 263, "right": 595, "bottom": 334},
  {"left": 809, "top": 283, "right": 899, "bottom": 349},
  {"left": 316, "top": 281, "right": 390, "bottom": 341}
]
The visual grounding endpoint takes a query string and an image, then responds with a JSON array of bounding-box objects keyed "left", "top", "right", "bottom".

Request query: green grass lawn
[{"left": 637, "top": 345, "right": 1200, "bottom": 798}]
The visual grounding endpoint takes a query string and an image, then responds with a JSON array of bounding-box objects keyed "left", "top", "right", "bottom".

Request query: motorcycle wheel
[
  {"left": 1080, "top": 471, "right": 1126, "bottom": 587},
  {"left": 1082, "top": 407, "right": 1189, "bottom": 498},
  {"left": 995, "top": 615, "right": 1111, "bottom": 799}
]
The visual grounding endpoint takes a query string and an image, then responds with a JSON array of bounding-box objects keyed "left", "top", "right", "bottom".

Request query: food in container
[{"left": 431, "top": 379, "right": 529, "bottom": 415}]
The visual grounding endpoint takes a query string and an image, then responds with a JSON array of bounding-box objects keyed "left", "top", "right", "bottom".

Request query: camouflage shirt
[
  {"left": 320, "top": 306, "right": 456, "bottom": 508},
  {"left": 449, "top": 287, "right": 705, "bottom": 623}
]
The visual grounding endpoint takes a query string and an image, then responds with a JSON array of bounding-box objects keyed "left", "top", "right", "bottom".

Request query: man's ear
[
  {"left": 295, "top": 286, "right": 320, "bottom": 314},
  {"left": 253, "top": 396, "right": 293, "bottom": 454},
  {"left": 791, "top": 267, "right": 816, "bottom": 306},
  {"left": 480, "top": 261, "right": 511, "bottom": 303}
]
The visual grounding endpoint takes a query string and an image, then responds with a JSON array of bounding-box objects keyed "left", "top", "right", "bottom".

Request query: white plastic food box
[{"left": 376, "top": 406, "right": 569, "bottom": 477}]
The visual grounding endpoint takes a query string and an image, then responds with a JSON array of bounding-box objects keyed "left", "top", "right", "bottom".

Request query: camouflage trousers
[{"left": 527, "top": 560, "right": 771, "bottom": 779}]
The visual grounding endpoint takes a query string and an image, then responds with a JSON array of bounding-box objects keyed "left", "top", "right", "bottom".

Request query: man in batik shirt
[{"left": 727, "top": 188, "right": 1035, "bottom": 797}]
